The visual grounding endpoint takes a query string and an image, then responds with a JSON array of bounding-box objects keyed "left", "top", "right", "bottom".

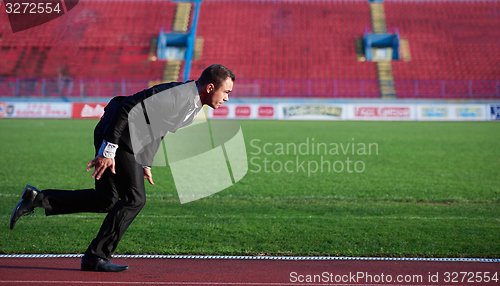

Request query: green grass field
[{"left": 1, "top": 119, "right": 499, "bottom": 258}]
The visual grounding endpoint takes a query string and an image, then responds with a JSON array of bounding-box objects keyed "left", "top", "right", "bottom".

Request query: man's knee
[
  {"left": 132, "top": 197, "right": 146, "bottom": 210},
  {"left": 121, "top": 196, "right": 146, "bottom": 210},
  {"left": 99, "top": 196, "right": 119, "bottom": 212}
]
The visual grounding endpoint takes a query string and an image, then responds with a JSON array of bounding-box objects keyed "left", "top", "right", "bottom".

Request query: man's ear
[{"left": 206, "top": 83, "right": 214, "bottom": 94}]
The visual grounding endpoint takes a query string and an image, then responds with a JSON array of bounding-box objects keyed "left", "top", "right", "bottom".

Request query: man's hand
[
  {"left": 86, "top": 155, "right": 116, "bottom": 180},
  {"left": 143, "top": 167, "right": 154, "bottom": 185}
]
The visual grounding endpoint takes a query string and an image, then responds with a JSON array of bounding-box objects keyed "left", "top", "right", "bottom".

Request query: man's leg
[
  {"left": 84, "top": 148, "right": 146, "bottom": 263},
  {"left": 11, "top": 120, "right": 118, "bottom": 221},
  {"left": 9, "top": 164, "right": 119, "bottom": 229},
  {"left": 36, "top": 174, "right": 119, "bottom": 216}
]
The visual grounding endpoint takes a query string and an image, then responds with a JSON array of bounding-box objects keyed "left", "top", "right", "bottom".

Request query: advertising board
[{"left": 2, "top": 102, "right": 71, "bottom": 118}]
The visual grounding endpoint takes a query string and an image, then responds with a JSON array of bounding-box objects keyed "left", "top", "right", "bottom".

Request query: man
[{"left": 10, "top": 64, "right": 235, "bottom": 272}]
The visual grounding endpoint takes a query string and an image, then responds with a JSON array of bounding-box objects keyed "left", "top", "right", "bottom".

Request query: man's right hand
[{"left": 86, "top": 155, "right": 116, "bottom": 180}]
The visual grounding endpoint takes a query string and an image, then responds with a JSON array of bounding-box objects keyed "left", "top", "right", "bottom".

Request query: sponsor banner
[
  {"left": 256, "top": 105, "right": 275, "bottom": 119},
  {"left": 348, "top": 104, "right": 415, "bottom": 120},
  {"left": 208, "top": 104, "right": 277, "bottom": 120},
  {"left": 211, "top": 105, "right": 231, "bottom": 118},
  {"left": 2, "top": 102, "right": 71, "bottom": 118},
  {"left": 490, "top": 104, "right": 500, "bottom": 121},
  {"left": 71, "top": 103, "right": 106, "bottom": 119},
  {"left": 417, "top": 105, "right": 449, "bottom": 121},
  {"left": 277, "top": 104, "right": 346, "bottom": 120},
  {"left": 453, "top": 105, "right": 487, "bottom": 121},
  {"left": 417, "top": 104, "right": 488, "bottom": 121}
]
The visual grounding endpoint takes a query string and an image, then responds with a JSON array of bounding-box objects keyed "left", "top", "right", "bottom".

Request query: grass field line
[
  {"left": 1, "top": 214, "right": 494, "bottom": 221},
  {"left": 1, "top": 193, "right": 497, "bottom": 203}
]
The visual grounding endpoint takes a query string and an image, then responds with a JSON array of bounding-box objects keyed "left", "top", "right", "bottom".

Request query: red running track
[{"left": 0, "top": 257, "right": 499, "bottom": 286}]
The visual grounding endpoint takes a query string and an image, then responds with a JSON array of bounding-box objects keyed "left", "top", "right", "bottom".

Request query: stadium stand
[
  {"left": 385, "top": 0, "right": 500, "bottom": 98},
  {"left": 0, "top": 0, "right": 498, "bottom": 98},
  {"left": 191, "top": 0, "right": 379, "bottom": 97},
  {"left": 0, "top": 0, "right": 178, "bottom": 80}
]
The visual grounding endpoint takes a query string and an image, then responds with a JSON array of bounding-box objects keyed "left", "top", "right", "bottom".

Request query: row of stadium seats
[
  {"left": 0, "top": 0, "right": 178, "bottom": 48},
  {"left": 0, "top": 0, "right": 175, "bottom": 78},
  {"left": 232, "top": 78, "right": 380, "bottom": 98},
  {"left": 385, "top": 0, "right": 500, "bottom": 80},
  {"left": 0, "top": 46, "right": 166, "bottom": 79},
  {"left": 0, "top": 0, "right": 498, "bottom": 98},
  {"left": 193, "top": 0, "right": 377, "bottom": 80}
]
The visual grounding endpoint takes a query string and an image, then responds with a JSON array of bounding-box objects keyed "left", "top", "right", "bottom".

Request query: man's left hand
[{"left": 143, "top": 167, "right": 154, "bottom": 185}]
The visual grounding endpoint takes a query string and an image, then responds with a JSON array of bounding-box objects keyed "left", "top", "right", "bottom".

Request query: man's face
[{"left": 207, "top": 77, "right": 233, "bottom": 109}]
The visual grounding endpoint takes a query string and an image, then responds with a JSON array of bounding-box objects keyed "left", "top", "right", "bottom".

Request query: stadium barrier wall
[
  {"left": 208, "top": 103, "right": 495, "bottom": 121},
  {"left": 0, "top": 101, "right": 499, "bottom": 121},
  {"left": 1, "top": 78, "right": 499, "bottom": 99}
]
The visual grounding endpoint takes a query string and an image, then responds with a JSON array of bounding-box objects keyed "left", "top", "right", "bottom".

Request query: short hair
[{"left": 198, "top": 64, "right": 235, "bottom": 91}]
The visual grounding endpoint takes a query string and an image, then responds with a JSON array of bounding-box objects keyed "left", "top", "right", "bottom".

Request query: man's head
[{"left": 198, "top": 64, "right": 235, "bottom": 109}]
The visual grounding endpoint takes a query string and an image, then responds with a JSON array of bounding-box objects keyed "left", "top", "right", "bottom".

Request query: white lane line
[{"left": 0, "top": 254, "right": 498, "bottom": 262}]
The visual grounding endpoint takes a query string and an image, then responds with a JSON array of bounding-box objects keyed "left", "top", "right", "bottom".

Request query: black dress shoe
[
  {"left": 10, "top": 185, "right": 40, "bottom": 230},
  {"left": 81, "top": 255, "right": 129, "bottom": 272}
]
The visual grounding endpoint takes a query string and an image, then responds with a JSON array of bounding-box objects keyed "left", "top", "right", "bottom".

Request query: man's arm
[
  {"left": 85, "top": 90, "right": 149, "bottom": 180},
  {"left": 136, "top": 136, "right": 164, "bottom": 168},
  {"left": 103, "top": 81, "right": 187, "bottom": 145},
  {"left": 87, "top": 81, "right": 189, "bottom": 179},
  {"left": 103, "top": 94, "right": 147, "bottom": 145}
]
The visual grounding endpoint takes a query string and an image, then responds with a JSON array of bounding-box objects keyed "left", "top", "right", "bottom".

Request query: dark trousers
[{"left": 37, "top": 121, "right": 146, "bottom": 260}]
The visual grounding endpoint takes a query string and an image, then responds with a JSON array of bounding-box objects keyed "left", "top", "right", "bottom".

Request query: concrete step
[
  {"left": 193, "top": 37, "right": 204, "bottom": 61},
  {"left": 370, "top": 3, "right": 387, "bottom": 34},
  {"left": 173, "top": 3, "right": 192, "bottom": 32},
  {"left": 400, "top": 39, "right": 412, "bottom": 62},
  {"left": 163, "top": 60, "right": 181, "bottom": 82},
  {"left": 376, "top": 62, "right": 396, "bottom": 98}
]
